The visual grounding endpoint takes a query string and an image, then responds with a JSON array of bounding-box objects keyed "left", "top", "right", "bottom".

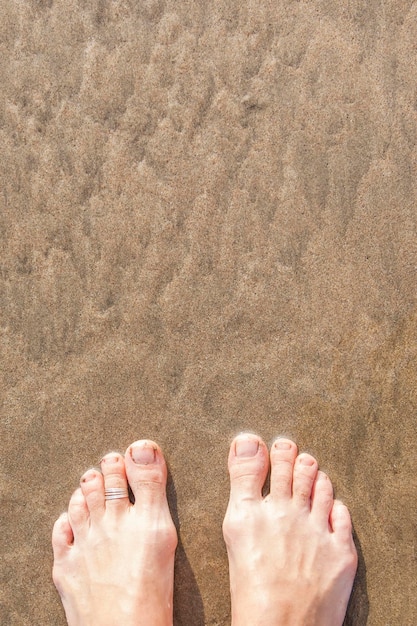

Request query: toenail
[
  {"left": 235, "top": 438, "right": 259, "bottom": 457},
  {"left": 299, "top": 455, "right": 315, "bottom": 466},
  {"left": 274, "top": 439, "right": 292, "bottom": 450},
  {"left": 101, "top": 454, "right": 120, "bottom": 464},
  {"left": 131, "top": 442, "right": 156, "bottom": 464},
  {"left": 81, "top": 470, "right": 97, "bottom": 482}
]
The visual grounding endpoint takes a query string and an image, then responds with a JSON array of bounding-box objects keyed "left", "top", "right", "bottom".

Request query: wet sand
[{"left": 1, "top": 1, "right": 417, "bottom": 624}]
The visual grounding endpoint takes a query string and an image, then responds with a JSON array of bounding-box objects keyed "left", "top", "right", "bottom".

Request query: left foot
[{"left": 52, "top": 440, "right": 178, "bottom": 626}]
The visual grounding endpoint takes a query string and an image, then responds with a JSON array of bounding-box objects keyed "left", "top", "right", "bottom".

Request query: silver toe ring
[{"left": 105, "top": 488, "right": 129, "bottom": 501}]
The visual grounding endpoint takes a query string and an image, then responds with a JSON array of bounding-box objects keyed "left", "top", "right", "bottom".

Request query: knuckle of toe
[
  {"left": 322, "top": 496, "right": 334, "bottom": 509},
  {"left": 132, "top": 478, "right": 164, "bottom": 492},
  {"left": 295, "top": 488, "right": 310, "bottom": 502}
]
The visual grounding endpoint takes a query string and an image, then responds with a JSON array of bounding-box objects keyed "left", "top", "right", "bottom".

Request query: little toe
[
  {"left": 124, "top": 440, "right": 168, "bottom": 509},
  {"left": 100, "top": 453, "right": 130, "bottom": 515},
  {"left": 330, "top": 501, "right": 358, "bottom": 573},
  {"left": 292, "top": 452, "right": 318, "bottom": 510},
  {"left": 52, "top": 512, "right": 73, "bottom": 560},
  {"left": 270, "top": 438, "right": 298, "bottom": 502},
  {"left": 80, "top": 468, "right": 105, "bottom": 521},
  {"left": 311, "top": 470, "right": 334, "bottom": 527},
  {"left": 330, "top": 499, "right": 354, "bottom": 540},
  {"left": 228, "top": 434, "right": 269, "bottom": 503}
]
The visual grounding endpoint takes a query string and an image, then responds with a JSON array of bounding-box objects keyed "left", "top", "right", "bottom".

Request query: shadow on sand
[
  {"left": 167, "top": 472, "right": 206, "bottom": 626},
  {"left": 344, "top": 528, "right": 369, "bottom": 625}
]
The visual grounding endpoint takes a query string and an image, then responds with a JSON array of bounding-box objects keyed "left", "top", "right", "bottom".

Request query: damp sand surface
[{"left": 2, "top": 1, "right": 417, "bottom": 624}]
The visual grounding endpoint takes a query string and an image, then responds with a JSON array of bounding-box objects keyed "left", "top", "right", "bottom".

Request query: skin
[
  {"left": 52, "top": 435, "right": 357, "bottom": 626},
  {"left": 52, "top": 441, "right": 177, "bottom": 626},
  {"left": 223, "top": 434, "right": 358, "bottom": 626}
]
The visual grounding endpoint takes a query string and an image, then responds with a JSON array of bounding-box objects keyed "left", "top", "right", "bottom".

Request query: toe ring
[{"left": 105, "top": 488, "right": 129, "bottom": 500}]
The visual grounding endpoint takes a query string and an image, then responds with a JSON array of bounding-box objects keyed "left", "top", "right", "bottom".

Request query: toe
[
  {"left": 67, "top": 487, "right": 90, "bottom": 537},
  {"left": 330, "top": 499, "right": 354, "bottom": 540},
  {"left": 270, "top": 438, "right": 298, "bottom": 502},
  {"left": 292, "top": 452, "right": 318, "bottom": 510},
  {"left": 52, "top": 512, "right": 73, "bottom": 560},
  {"left": 330, "top": 501, "right": 358, "bottom": 572},
  {"left": 80, "top": 469, "right": 105, "bottom": 521},
  {"left": 311, "top": 470, "right": 334, "bottom": 527},
  {"left": 100, "top": 453, "right": 130, "bottom": 515},
  {"left": 227, "top": 434, "right": 269, "bottom": 502},
  {"left": 124, "top": 440, "right": 168, "bottom": 509}
]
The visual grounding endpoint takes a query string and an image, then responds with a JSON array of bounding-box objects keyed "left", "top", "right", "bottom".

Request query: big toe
[
  {"left": 124, "top": 440, "right": 168, "bottom": 509},
  {"left": 227, "top": 434, "right": 269, "bottom": 503}
]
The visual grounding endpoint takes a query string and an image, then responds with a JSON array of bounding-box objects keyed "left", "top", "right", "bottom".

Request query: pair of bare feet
[{"left": 52, "top": 434, "right": 358, "bottom": 626}]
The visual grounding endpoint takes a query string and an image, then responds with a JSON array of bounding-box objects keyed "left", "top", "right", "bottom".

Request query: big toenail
[
  {"left": 274, "top": 440, "right": 292, "bottom": 450},
  {"left": 131, "top": 443, "right": 156, "bottom": 464},
  {"left": 235, "top": 438, "right": 259, "bottom": 457}
]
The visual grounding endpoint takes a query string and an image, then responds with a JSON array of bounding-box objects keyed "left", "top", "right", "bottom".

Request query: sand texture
[{"left": 1, "top": 0, "right": 417, "bottom": 624}]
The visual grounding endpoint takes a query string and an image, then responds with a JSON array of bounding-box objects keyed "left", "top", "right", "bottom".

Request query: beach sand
[{"left": 1, "top": 1, "right": 417, "bottom": 624}]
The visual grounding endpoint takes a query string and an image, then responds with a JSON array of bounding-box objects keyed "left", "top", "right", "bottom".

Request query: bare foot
[
  {"left": 223, "top": 434, "right": 358, "bottom": 626},
  {"left": 52, "top": 440, "right": 178, "bottom": 626}
]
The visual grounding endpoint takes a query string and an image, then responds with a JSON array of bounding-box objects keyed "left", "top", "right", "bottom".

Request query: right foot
[
  {"left": 223, "top": 434, "right": 358, "bottom": 626},
  {"left": 52, "top": 440, "right": 178, "bottom": 626}
]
